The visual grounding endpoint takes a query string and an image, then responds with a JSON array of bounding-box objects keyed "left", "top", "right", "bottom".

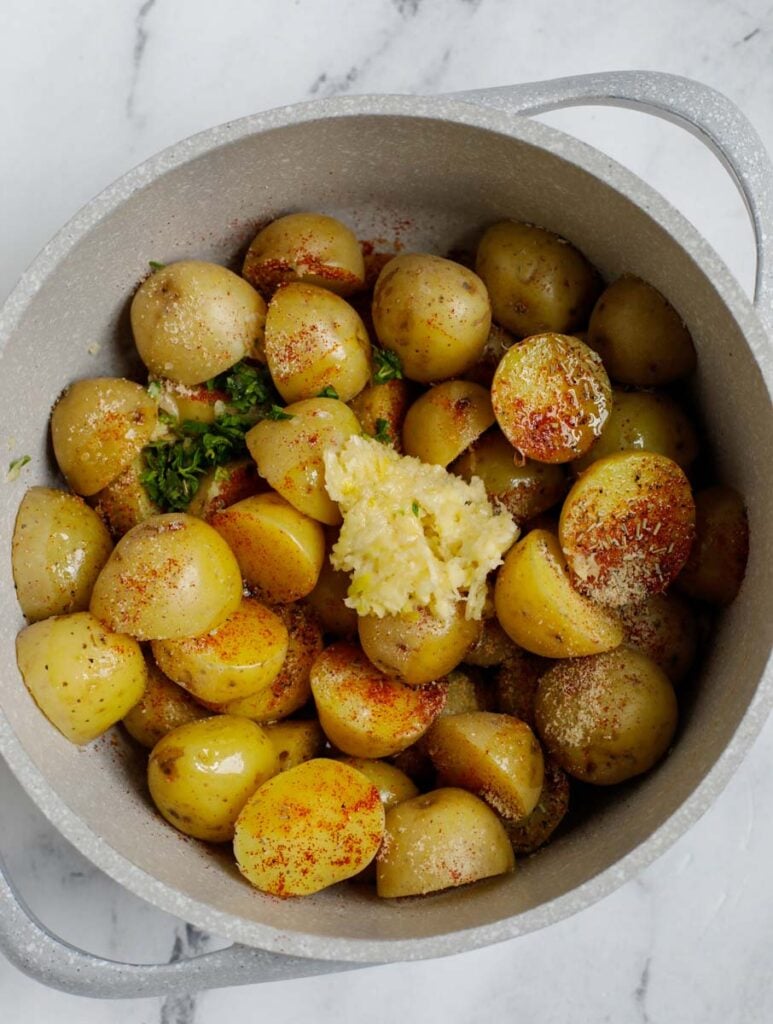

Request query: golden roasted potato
[
  {"left": 151, "top": 598, "right": 289, "bottom": 704},
  {"left": 358, "top": 604, "right": 481, "bottom": 686},
  {"left": 211, "top": 492, "right": 325, "bottom": 602},
  {"left": 123, "top": 658, "right": 208, "bottom": 748},
  {"left": 465, "top": 323, "right": 515, "bottom": 387},
  {"left": 242, "top": 212, "right": 365, "bottom": 297},
  {"left": 234, "top": 758, "right": 385, "bottom": 896},
  {"left": 494, "top": 529, "right": 623, "bottom": 658},
  {"left": 402, "top": 381, "right": 495, "bottom": 467},
  {"left": 310, "top": 642, "right": 447, "bottom": 757},
  {"left": 475, "top": 221, "right": 600, "bottom": 337},
  {"left": 494, "top": 647, "right": 550, "bottom": 726},
  {"left": 246, "top": 397, "right": 361, "bottom": 525},
  {"left": 264, "top": 719, "right": 326, "bottom": 772},
  {"left": 376, "top": 788, "right": 514, "bottom": 897},
  {"left": 186, "top": 458, "right": 263, "bottom": 522},
  {"left": 464, "top": 617, "right": 519, "bottom": 667},
  {"left": 676, "top": 485, "right": 749, "bottom": 605},
  {"left": 131, "top": 260, "right": 266, "bottom": 385},
  {"left": 491, "top": 334, "right": 611, "bottom": 463},
  {"left": 436, "top": 667, "right": 495, "bottom": 718},
  {"left": 559, "top": 451, "right": 696, "bottom": 607},
  {"left": 16, "top": 612, "right": 146, "bottom": 745},
  {"left": 587, "top": 275, "right": 696, "bottom": 386},
  {"left": 91, "top": 456, "right": 160, "bottom": 537},
  {"left": 304, "top": 542, "right": 358, "bottom": 638},
  {"left": 335, "top": 757, "right": 419, "bottom": 809},
  {"left": 349, "top": 378, "right": 412, "bottom": 451},
  {"left": 51, "top": 378, "right": 157, "bottom": 496},
  {"left": 573, "top": 389, "right": 699, "bottom": 473},
  {"left": 535, "top": 647, "right": 678, "bottom": 784},
  {"left": 426, "top": 711, "right": 544, "bottom": 821},
  {"left": 372, "top": 253, "right": 491, "bottom": 383},
  {"left": 90, "top": 513, "right": 242, "bottom": 640},
  {"left": 504, "top": 758, "right": 570, "bottom": 855},
  {"left": 148, "top": 715, "right": 278, "bottom": 841},
  {"left": 619, "top": 592, "right": 698, "bottom": 684},
  {"left": 451, "top": 428, "right": 567, "bottom": 521},
  {"left": 12, "top": 487, "right": 113, "bottom": 622}
]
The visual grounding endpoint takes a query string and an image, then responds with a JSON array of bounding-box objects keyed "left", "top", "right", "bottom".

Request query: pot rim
[{"left": 1, "top": 92, "right": 771, "bottom": 964}]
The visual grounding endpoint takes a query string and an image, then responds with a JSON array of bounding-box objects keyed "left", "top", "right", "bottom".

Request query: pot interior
[{"left": 1, "top": 110, "right": 771, "bottom": 957}]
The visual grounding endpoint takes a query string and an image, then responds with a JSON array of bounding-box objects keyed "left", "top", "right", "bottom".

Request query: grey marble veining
[{"left": 1, "top": 0, "right": 772, "bottom": 1020}]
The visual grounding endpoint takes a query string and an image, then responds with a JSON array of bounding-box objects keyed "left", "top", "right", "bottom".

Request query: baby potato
[
  {"left": 211, "top": 492, "right": 325, "bottom": 602},
  {"left": 242, "top": 212, "right": 365, "bottom": 297},
  {"left": 264, "top": 282, "right": 371, "bottom": 403},
  {"left": 151, "top": 378, "right": 226, "bottom": 425},
  {"left": 16, "top": 612, "right": 146, "bottom": 745},
  {"left": 504, "top": 757, "right": 570, "bottom": 855},
  {"left": 234, "top": 758, "right": 385, "bottom": 896},
  {"left": 372, "top": 253, "right": 491, "bottom": 383},
  {"left": 335, "top": 757, "right": 419, "bottom": 809},
  {"left": 376, "top": 788, "right": 515, "bottom": 898},
  {"left": 535, "top": 647, "right": 678, "bottom": 785},
  {"left": 573, "top": 389, "right": 699, "bottom": 473},
  {"left": 426, "top": 712, "right": 544, "bottom": 821},
  {"left": 676, "top": 485, "right": 749, "bottom": 605},
  {"left": 264, "top": 720, "right": 326, "bottom": 773},
  {"left": 12, "top": 487, "right": 113, "bottom": 622},
  {"left": 495, "top": 647, "right": 550, "bottom": 726},
  {"left": 90, "top": 513, "right": 242, "bottom": 640},
  {"left": 452, "top": 428, "right": 567, "bottom": 522},
  {"left": 402, "top": 381, "right": 495, "bottom": 467},
  {"left": 358, "top": 604, "right": 481, "bottom": 686},
  {"left": 247, "top": 397, "right": 361, "bottom": 525},
  {"left": 587, "top": 275, "right": 696, "bottom": 386},
  {"left": 131, "top": 261, "right": 266, "bottom": 385},
  {"left": 437, "top": 667, "right": 495, "bottom": 718},
  {"left": 475, "top": 221, "right": 600, "bottom": 337},
  {"left": 619, "top": 592, "right": 698, "bottom": 684},
  {"left": 491, "top": 334, "right": 611, "bottom": 463},
  {"left": 390, "top": 744, "right": 436, "bottom": 791},
  {"left": 310, "top": 642, "right": 447, "bottom": 758},
  {"left": 559, "top": 451, "right": 696, "bottom": 607},
  {"left": 148, "top": 715, "right": 278, "bottom": 842},
  {"left": 349, "top": 378, "right": 412, "bottom": 452},
  {"left": 465, "top": 323, "right": 516, "bottom": 387},
  {"left": 152, "top": 597, "right": 289, "bottom": 704},
  {"left": 465, "top": 616, "right": 519, "bottom": 667},
  {"left": 186, "top": 458, "right": 263, "bottom": 522},
  {"left": 216, "top": 604, "right": 323, "bottom": 722},
  {"left": 304, "top": 541, "right": 358, "bottom": 638},
  {"left": 91, "top": 456, "right": 160, "bottom": 537},
  {"left": 123, "top": 659, "right": 208, "bottom": 748},
  {"left": 494, "top": 529, "right": 623, "bottom": 658},
  {"left": 51, "top": 377, "right": 157, "bottom": 496}
]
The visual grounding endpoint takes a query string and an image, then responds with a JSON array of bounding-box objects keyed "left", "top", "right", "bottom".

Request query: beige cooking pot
[{"left": 0, "top": 71, "right": 771, "bottom": 997}]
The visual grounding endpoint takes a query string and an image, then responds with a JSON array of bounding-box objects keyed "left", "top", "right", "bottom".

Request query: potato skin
[
  {"left": 503, "top": 757, "right": 570, "bottom": 855},
  {"left": 402, "top": 381, "right": 495, "bottom": 467},
  {"left": 372, "top": 254, "right": 491, "bottom": 383},
  {"left": 89, "top": 513, "right": 243, "bottom": 641},
  {"left": 91, "top": 456, "right": 160, "bottom": 538},
  {"left": 495, "top": 648, "right": 550, "bottom": 726},
  {"left": 335, "top": 757, "right": 419, "bottom": 809},
  {"left": 51, "top": 378, "right": 157, "bottom": 496},
  {"left": 186, "top": 458, "right": 263, "bottom": 522},
  {"left": 304, "top": 541, "right": 358, "bottom": 638},
  {"left": 535, "top": 648, "right": 678, "bottom": 784},
  {"left": 264, "top": 719, "right": 326, "bottom": 772},
  {"left": 676, "top": 485, "right": 748, "bottom": 606},
  {"left": 349, "top": 379, "right": 411, "bottom": 452},
  {"left": 131, "top": 260, "right": 266, "bottom": 385},
  {"left": 16, "top": 612, "right": 146, "bottom": 745},
  {"left": 123, "top": 659, "right": 208, "bottom": 748},
  {"left": 619, "top": 592, "right": 698, "bottom": 684},
  {"left": 376, "top": 788, "right": 515, "bottom": 898},
  {"left": 234, "top": 758, "right": 385, "bottom": 896},
  {"left": 148, "top": 716, "right": 278, "bottom": 842},
  {"left": 475, "top": 221, "right": 600, "bottom": 337},
  {"left": 12, "top": 487, "right": 113, "bottom": 622}
]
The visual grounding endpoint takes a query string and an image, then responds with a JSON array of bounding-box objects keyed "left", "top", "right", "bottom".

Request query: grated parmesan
[{"left": 324, "top": 435, "right": 518, "bottom": 622}]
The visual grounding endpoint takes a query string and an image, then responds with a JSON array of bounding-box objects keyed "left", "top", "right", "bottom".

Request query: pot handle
[
  {"left": 452, "top": 71, "right": 773, "bottom": 332},
  {"left": 0, "top": 852, "right": 356, "bottom": 997}
]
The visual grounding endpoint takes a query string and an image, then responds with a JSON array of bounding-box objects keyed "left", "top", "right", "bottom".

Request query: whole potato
[
  {"left": 91, "top": 456, "right": 160, "bottom": 537},
  {"left": 465, "top": 323, "right": 516, "bottom": 387},
  {"left": 152, "top": 597, "right": 289, "bottom": 704},
  {"left": 349, "top": 378, "right": 412, "bottom": 451},
  {"left": 16, "top": 612, "right": 146, "bottom": 745},
  {"left": 148, "top": 716, "right": 278, "bottom": 842},
  {"left": 186, "top": 458, "right": 263, "bottom": 522},
  {"left": 494, "top": 647, "right": 550, "bottom": 726},
  {"left": 123, "top": 659, "right": 208, "bottom": 748},
  {"left": 131, "top": 261, "right": 266, "bottom": 385},
  {"left": 491, "top": 334, "right": 611, "bottom": 463},
  {"left": 358, "top": 604, "right": 481, "bottom": 686},
  {"left": 587, "top": 275, "right": 696, "bottom": 385},
  {"left": 402, "top": 381, "right": 495, "bottom": 467},
  {"left": 619, "top": 592, "right": 698, "bottom": 684},
  {"left": 376, "top": 788, "right": 514, "bottom": 898},
  {"left": 89, "top": 513, "right": 243, "bottom": 640},
  {"left": 242, "top": 212, "right": 365, "bottom": 297},
  {"left": 676, "top": 485, "right": 749, "bottom": 605},
  {"left": 535, "top": 647, "right": 678, "bottom": 785},
  {"left": 264, "top": 282, "right": 371, "bottom": 403},
  {"left": 234, "top": 758, "right": 385, "bottom": 896},
  {"left": 372, "top": 253, "right": 491, "bottom": 383},
  {"left": 465, "top": 615, "right": 519, "bottom": 667},
  {"left": 12, "top": 487, "right": 113, "bottom": 622},
  {"left": 504, "top": 758, "right": 570, "bottom": 855},
  {"left": 51, "top": 377, "right": 157, "bottom": 496},
  {"left": 335, "top": 757, "right": 419, "bottom": 809},
  {"left": 475, "top": 221, "right": 600, "bottom": 337},
  {"left": 264, "top": 719, "right": 326, "bottom": 772},
  {"left": 304, "top": 538, "right": 358, "bottom": 638},
  {"left": 435, "top": 667, "right": 495, "bottom": 719}
]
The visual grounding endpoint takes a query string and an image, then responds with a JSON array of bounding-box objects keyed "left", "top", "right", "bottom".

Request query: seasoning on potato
[
  {"left": 123, "top": 658, "right": 208, "bottom": 749},
  {"left": 676, "top": 485, "right": 749, "bottom": 605},
  {"left": 401, "top": 380, "right": 495, "bottom": 467}
]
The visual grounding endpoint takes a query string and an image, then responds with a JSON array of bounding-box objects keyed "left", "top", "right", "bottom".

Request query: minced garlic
[{"left": 324, "top": 435, "right": 518, "bottom": 622}]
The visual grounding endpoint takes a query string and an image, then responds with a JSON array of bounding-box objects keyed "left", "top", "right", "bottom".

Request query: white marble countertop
[{"left": 1, "top": 1, "right": 772, "bottom": 1021}]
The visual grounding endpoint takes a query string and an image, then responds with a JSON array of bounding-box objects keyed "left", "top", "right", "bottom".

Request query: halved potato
[
  {"left": 264, "top": 719, "right": 326, "bottom": 773},
  {"left": 494, "top": 647, "right": 550, "bottom": 726},
  {"left": 91, "top": 456, "right": 160, "bottom": 537},
  {"left": 304, "top": 541, "right": 358, "bottom": 638},
  {"left": 401, "top": 381, "right": 494, "bottom": 467},
  {"left": 335, "top": 757, "right": 419, "bottom": 809},
  {"left": 503, "top": 757, "right": 570, "bottom": 855},
  {"left": 676, "top": 485, "right": 749, "bottom": 606},
  {"left": 186, "top": 458, "right": 263, "bottom": 522},
  {"left": 349, "top": 378, "right": 412, "bottom": 451},
  {"left": 619, "top": 592, "right": 698, "bottom": 684},
  {"left": 123, "top": 658, "right": 208, "bottom": 748}
]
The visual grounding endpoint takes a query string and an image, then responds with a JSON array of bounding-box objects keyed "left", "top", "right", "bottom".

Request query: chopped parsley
[
  {"left": 372, "top": 346, "right": 403, "bottom": 384},
  {"left": 148, "top": 260, "right": 166, "bottom": 271},
  {"left": 207, "top": 361, "right": 278, "bottom": 414},
  {"left": 371, "top": 418, "right": 392, "bottom": 445},
  {"left": 267, "top": 405, "right": 294, "bottom": 420},
  {"left": 317, "top": 385, "right": 339, "bottom": 399},
  {"left": 411, "top": 500, "right": 421, "bottom": 516},
  {"left": 6, "top": 455, "right": 30, "bottom": 482},
  {"left": 146, "top": 380, "right": 163, "bottom": 399}
]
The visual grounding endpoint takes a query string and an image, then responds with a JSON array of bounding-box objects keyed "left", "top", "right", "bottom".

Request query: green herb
[
  {"left": 157, "top": 408, "right": 177, "bottom": 426},
  {"left": 317, "top": 385, "right": 339, "bottom": 399},
  {"left": 148, "top": 260, "right": 166, "bottom": 271},
  {"left": 146, "top": 380, "right": 163, "bottom": 399},
  {"left": 208, "top": 361, "right": 278, "bottom": 414},
  {"left": 266, "top": 405, "right": 294, "bottom": 420},
  {"left": 372, "top": 418, "right": 391, "bottom": 444},
  {"left": 6, "top": 455, "right": 30, "bottom": 482},
  {"left": 411, "top": 500, "right": 421, "bottom": 517},
  {"left": 372, "top": 346, "right": 403, "bottom": 384}
]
